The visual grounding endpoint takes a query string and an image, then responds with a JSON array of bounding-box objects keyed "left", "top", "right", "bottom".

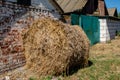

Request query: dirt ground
[{"left": 0, "top": 37, "right": 120, "bottom": 80}]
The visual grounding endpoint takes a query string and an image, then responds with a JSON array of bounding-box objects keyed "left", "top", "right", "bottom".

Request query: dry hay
[{"left": 23, "top": 18, "right": 90, "bottom": 76}]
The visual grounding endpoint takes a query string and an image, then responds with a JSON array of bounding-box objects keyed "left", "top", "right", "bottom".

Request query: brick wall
[
  {"left": 0, "top": 1, "right": 61, "bottom": 74},
  {"left": 98, "top": 0, "right": 105, "bottom": 16},
  {"left": 0, "top": 5, "right": 27, "bottom": 73}
]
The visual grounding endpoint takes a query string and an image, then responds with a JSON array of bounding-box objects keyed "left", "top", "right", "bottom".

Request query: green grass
[
  {"left": 29, "top": 77, "right": 37, "bottom": 80},
  {"left": 29, "top": 38, "right": 120, "bottom": 80},
  {"left": 29, "top": 76, "right": 52, "bottom": 80},
  {"left": 61, "top": 53, "right": 120, "bottom": 80},
  {"left": 35, "top": 53, "right": 120, "bottom": 80}
]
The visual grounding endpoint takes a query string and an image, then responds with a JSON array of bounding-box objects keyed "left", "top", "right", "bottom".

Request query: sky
[{"left": 105, "top": 0, "right": 120, "bottom": 13}]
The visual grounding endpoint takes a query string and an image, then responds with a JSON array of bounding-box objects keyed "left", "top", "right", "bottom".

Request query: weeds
[
  {"left": 106, "top": 40, "right": 111, "bottom": 43},
  {"left": 29, "top": 77, "right": 37, "bottom": 80}
]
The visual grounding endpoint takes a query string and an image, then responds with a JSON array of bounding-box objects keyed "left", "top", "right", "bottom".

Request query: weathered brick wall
[
  {"left": 0, "top": 5, "right": 27, "bottom": 73},
  {"left": 0, "top": 1, "right": 61, "bottom": 74},
  {"left": 0, "top": 21, "right": 27, "bottom": 73}
]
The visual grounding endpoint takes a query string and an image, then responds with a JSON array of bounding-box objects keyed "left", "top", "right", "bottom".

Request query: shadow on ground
[{"left": 66, "top": 60, "right": 93, "bottom": 76}]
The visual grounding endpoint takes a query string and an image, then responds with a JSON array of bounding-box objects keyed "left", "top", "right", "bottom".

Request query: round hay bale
[{"left": 23, "top": 18, "right": 90, "bottom": 76}]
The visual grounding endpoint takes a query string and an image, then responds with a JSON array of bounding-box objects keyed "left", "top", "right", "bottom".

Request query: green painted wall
[{"left": 71, "top": 14, "right": 100, "bottom": 45}]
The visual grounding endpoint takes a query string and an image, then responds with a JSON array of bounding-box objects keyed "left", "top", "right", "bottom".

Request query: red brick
[
  {"left": 2, "top": 58, "right": 8, "bottom": 64},
  {"left": 1, "top": 48, "right": 9, "bottom": 55}
]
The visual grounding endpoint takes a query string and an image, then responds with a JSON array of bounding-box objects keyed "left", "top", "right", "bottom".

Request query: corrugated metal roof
[
  {"left": 55, "top": 0, "right": 88, "bottom": 13},
  {"left": 107, "top": 8, "right": 116, "bottom": 16}
]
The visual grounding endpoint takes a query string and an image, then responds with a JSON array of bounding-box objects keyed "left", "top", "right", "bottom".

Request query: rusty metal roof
[
  {"left": 107, "top": 8, "right": 117, "bottom": 16},
  {"left": 55, "top": 0, "right": 88, "bottom": 13}
]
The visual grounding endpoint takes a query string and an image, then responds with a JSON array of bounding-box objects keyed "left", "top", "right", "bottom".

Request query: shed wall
[{"left": 99, "top": 18, "right": 120, "bottom": 42}]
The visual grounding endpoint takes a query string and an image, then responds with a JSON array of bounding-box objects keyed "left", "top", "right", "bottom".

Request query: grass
[
  {"left": 62, "top": 37, "right": 120, "bottom": 80},
  {"left": 61, "top": 54, "right": 120, "bottom": 80},
  {"left": 41, "top": 37, "right": 120, "bottom": 80},
  {"left": 77, "top": 56, "right": 120, "bottom": 80},
  {"left": 1, "top": 37, "right": 120, "bottom": 80}
]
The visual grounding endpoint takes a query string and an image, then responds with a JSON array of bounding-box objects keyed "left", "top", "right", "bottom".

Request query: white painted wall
[
  {"left": 99, "top": 18, "right": 120, "bottom": 42},
  {"left": 99, "top": 19, "right": 107, "bottom": 42},
  {"left": 5, "top": 0, "right": 61, "bottom": 19},
  {"left": 31, "top": 0, "right": 54, "bottom": 9},
  {"left": 31, "top": 0, "right": 61, "bottom": 19}
]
